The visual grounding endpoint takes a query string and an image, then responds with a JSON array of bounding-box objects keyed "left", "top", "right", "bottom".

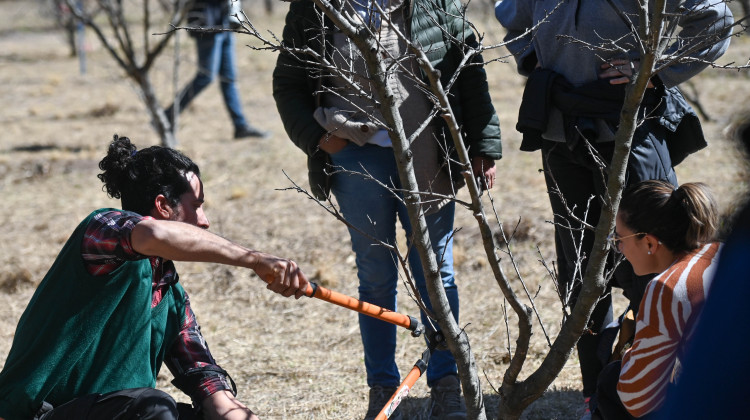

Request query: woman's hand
[
  {"left": 318, "top": 133, "right": 349, "bottom": 154},
  {"left": 600, "top": 59, "right": 654, "bottom": 87}
]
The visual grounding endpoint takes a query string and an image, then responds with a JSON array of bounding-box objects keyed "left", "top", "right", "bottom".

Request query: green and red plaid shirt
[{"left": 81, "top": 209, "right": 233, "bottom": 403}]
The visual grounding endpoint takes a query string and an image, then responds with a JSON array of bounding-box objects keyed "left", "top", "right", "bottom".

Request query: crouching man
[{"left": 0, "top": 135, "right": 309, "bottom": 420}]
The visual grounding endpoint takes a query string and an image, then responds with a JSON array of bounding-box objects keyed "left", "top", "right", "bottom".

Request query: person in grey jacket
[
  {"left": 273, "top": 0, "right": 502, "bottom": 418},
  {"left": 495, "top": 1, "right": 733, "bottom": 418}
]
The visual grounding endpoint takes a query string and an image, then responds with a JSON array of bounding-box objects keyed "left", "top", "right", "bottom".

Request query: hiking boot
[
  {"left": 364, "top": 385, "right": 402, "bottom": 420},
  {"left": 429, "top": 375, "right": 466, "bottom": 420},
  {"left": 234, "top": 125, "right": 271, "bottom": 139}
]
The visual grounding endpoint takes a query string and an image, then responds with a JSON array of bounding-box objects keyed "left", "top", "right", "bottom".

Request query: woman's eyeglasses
[{"left": 607, "top": 232, "right": 646, "bottom": 252}]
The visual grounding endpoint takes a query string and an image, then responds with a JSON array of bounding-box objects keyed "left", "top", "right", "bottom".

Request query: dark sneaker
[
  {"left": 429, "top": 375, "right": 466, "bottom": 420},
  {"left": 364, "top": 385, "right": 403, "bottom": 420},
  {"left": 234, "top": 125, "right": 271, "bottom": 139}
]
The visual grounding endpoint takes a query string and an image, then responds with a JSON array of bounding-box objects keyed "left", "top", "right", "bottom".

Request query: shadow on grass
[
  {"left": 397, "top": 388, "right": 583, "bottom": 420},
  {"left": 9, "top": 144, "right": 84, "bottom": 153}
]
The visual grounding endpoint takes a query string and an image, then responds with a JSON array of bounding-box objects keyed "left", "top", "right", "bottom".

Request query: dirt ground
[{"left": 0, "top": 1, "right": 748, "bottom": 419}]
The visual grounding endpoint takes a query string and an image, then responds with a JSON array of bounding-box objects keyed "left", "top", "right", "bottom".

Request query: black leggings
[
  {"left": 596, "top": 361, "right": 664, "bottom": 420},
  {"left": 37, "top": 388, "right": 199, "bottom": 420}
]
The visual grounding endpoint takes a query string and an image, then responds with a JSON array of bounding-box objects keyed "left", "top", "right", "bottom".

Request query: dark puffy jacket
[
  {"left": 272, "top": 0, "right": 502, "bottom": 200},
  {"left": 517, "top": 68, "right": 706, "bottom": 166}
]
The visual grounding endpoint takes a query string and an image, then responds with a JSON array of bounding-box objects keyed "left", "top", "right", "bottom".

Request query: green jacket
[
  {"left": 0, "top": 209, "right": 186, "bottom": 420},
  {"left": 272, "top": 0, "right": 502, "bottom": 200}
]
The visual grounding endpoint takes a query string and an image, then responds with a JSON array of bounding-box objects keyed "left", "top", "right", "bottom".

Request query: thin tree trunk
[
  {"left": 135, "top": 71, "right": 179, "bottom": 148},
  {"left": 496, "top": 0, "right": 666, "bottom": 416}
]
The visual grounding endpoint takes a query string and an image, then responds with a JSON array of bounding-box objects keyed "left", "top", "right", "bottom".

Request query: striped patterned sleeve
[
  {"left": 617, "top": 243, "right": 719, "bottom": 417},
  {"left": 617, "top": 280, "right": 681, "bottom": 417}
]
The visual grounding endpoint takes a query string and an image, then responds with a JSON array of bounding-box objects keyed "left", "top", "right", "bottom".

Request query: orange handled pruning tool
[
  {"left": 271, "top": 278, "right": 434, "bottom": 417},
  {"left": 374, "top": 331, "right": 447, "bottom": 420},
  {"left": 304, "top": 281, "right": 424, "bottom": 337}
]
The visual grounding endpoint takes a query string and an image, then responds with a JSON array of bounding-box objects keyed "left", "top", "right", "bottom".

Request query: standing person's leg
[
  {"left": 169, "top": 35, "right": 220, "bottom": 119},
  {"left": 217, "top": 33, "right": 247, "bottom": 128},
  {"left": 541, "top": 141, "right": 614, "bottom": 407},
  {"left": 329, "top": 144, "right": 402, "bottom": 380},
  {"left": 217, "top": 32, "right": 268, "bottom": 139},
  {"left": 401, "top": 201, "right": 459, "bottom": 385},
  {"left": 402, "top": 201, "right": 467, "bottom": 419},
  {"left": 39, "top": 388, "right": 186, "bottom": 420},
  {"left": 330, "top": 143, "right": 404, "bottom": 419}
]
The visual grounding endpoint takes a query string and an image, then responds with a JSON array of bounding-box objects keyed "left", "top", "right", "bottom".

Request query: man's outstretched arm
[{"left": 131, "top": 219, "right": 309, "bottom": 299}]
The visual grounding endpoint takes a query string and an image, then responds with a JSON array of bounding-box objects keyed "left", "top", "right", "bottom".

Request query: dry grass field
[{"left": 0, "top": 0, "right": 748, "bottom": 418}]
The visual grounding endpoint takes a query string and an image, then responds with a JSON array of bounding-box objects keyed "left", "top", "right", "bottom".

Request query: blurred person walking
[{"left": 167, "top": 0, "right": 269, "bottom": 139}]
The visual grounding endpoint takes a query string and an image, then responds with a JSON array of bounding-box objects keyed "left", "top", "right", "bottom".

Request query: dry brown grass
[{"left": 0, "top": 1, "right": 748, "bottom": 418}]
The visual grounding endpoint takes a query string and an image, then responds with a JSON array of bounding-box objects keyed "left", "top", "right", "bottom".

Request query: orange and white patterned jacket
[{"left": 617, "top": 242, "right": 721, "bottom": 417}]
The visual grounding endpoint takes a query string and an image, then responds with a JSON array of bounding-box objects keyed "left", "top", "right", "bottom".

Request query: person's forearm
[
  {"left": 202, "top": 390, "right": 258, "bottom": 420},
  {"left": 132, "top": 219, "right": 259, "bottom": 269},
  {"left": 131, "top": 219, "right": 309, "bottom": 298}
]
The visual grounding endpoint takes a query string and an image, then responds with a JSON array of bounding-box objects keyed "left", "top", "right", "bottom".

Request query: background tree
[{"left": 63, "top": 0, "right": 193, "bottom": 147}]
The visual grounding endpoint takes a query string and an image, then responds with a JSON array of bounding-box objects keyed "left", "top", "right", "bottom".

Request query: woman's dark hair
[
  {"left": 619, "top": 180, "right": 718, "bottom": 253},
  {"left": 97, "top": 134, "right": 200, "bottom": 215}
]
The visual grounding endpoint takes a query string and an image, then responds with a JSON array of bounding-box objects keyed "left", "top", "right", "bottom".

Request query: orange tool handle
[
  {"left": 305, "top": 282, "right": 423, "bottom": 336},
  {"left": 375, "top": 348, "right": 430, "bottom": 420}
]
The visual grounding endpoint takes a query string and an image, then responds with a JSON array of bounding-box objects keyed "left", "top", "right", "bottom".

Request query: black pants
[
  {"left": 37, "top": 388, "right": 199, "bottom": 420},
  {"left": 541, "top": 135, "right": 676, "bottom": 397},
  {"left": 596, "top": 361, "right": 663, "bottom": 420}
]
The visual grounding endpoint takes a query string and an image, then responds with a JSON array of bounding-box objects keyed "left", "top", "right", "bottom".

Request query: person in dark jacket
[
  {"left": 167, "top": 0, "right": 269, "bottom": 139},
  {"left": 0, "top": 135, "right": 309, "bottom": 420},
  {"left": 273, "top": 0, "right": 502, "bottom": 418},
  {"left": 495, "top": 1, "right": 733, "bottom": 418}
]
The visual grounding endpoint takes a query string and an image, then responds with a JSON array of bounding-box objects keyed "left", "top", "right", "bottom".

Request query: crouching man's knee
[{"left": 127, "top": 388, "right": 180, "bottom": 420}]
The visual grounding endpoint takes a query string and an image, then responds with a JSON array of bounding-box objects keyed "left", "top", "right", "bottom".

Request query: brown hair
[{"left": 619, "top": 180, "right": 718, "bottom": 253}]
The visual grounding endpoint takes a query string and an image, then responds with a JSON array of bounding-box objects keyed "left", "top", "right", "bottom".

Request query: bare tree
[
  {"left": 42, "top": 0, "right": 83, "bottom": 57},
  {"left": 490, "top": 0, "right": 742, "bottom": 418},
  {"left": 229, "top": 0, "right": 742, "bottom": 418},
  {"left": 63, "top": 0, "right": 193, "bottom": 147}
]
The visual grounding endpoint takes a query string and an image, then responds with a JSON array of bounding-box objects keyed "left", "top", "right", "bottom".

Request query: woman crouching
[{"left": 596, "top": 180, "right": 720, "bottom": 419}]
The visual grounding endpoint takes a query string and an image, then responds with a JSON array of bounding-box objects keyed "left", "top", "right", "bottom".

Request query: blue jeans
[
  {"left": 173, "top": 32, "right": 248, "bottom": 129},
  {"left": 330, "top": 143, "right": 459, "bottom": 388}
]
